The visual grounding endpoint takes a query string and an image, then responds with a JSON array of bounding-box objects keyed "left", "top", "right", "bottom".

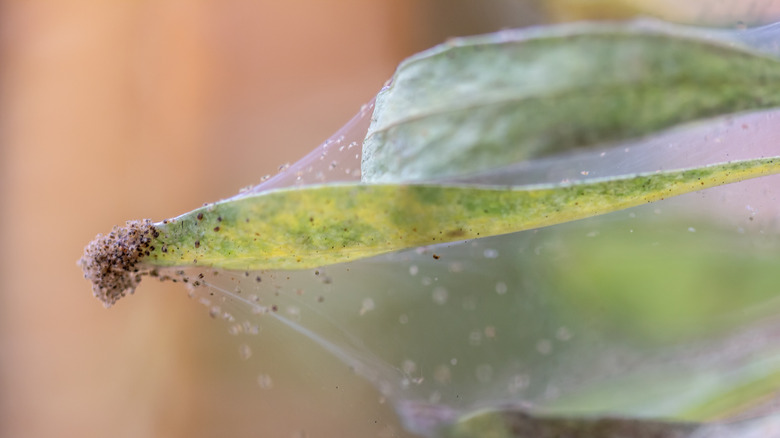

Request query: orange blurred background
[{"left": 2, "top": 1, "right": 779, "bottom": 437}]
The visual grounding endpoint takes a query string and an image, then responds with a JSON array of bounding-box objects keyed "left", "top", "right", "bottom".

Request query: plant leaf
[
  {"left": 143, "top": 157, "right": 780, "bottom": 272},
  {"left": 444, "top": 408, "right": 780, "bottom": 438},
  {"left": 362, "top": 20, "right": 780, "bottom": 182}
]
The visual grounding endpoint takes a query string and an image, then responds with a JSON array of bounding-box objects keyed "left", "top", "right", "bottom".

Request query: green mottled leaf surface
[
  {"left": 146, "top": 158, "right": 780, "bottom": 270},
  {"left": 136, "top": 20, "right": 780, "bottom": 272},
  {"left": 362, "top": 20, "right": 780, "bottom": 182}
]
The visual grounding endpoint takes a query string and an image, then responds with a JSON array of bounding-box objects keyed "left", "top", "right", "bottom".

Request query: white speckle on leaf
[
  {"left": 360, "top": 298, "right": 375, "bottom": 315},
  {"left": 536, "top": 339, "right": 553, "bottom": 355},
  {"left": 432, "top": 287, "right": 448, "bottom": 305},
  {"left": 483, "top": 249, "right": 499, "bottom": 259}
]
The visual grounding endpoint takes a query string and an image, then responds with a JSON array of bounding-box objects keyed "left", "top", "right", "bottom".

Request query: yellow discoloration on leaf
[{"left": 146, "top": 158, "right": 780, "bottom": 271}]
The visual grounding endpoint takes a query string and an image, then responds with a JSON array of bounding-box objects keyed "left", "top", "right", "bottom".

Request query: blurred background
[{"left": 2, "top": 1, "right": 780, "bottom": 437}]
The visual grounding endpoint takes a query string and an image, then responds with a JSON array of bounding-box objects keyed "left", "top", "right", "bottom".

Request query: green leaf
[
  {"left": 445, "top": 409, "right": 699, "bottom": 438},
  {"left": 81, "top": 157, "right": 780, "bottom": 307},
  {"left": 147, "top": 158, "right": 780, "bottom": 271},
  {"left": 444, "top": 408, "right": 780, "bottom": 438},
  {"left": 362, "top": 20, "right": 780, "bottom": 182}
]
